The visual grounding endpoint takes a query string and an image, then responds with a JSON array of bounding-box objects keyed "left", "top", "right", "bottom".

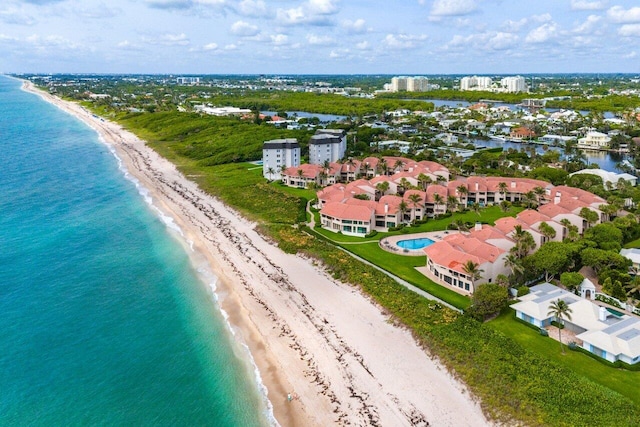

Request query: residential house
[
  {"left": 577, "top": 131, "right": 611, "bottom": 150},
  {"left": 512, "top": 283, "right": 640, "bottom": 364}
]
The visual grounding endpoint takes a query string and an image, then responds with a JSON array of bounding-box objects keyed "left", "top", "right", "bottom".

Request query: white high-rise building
[
  {"left": 263, "top": 138, "right": 300, "bottom": 180},
  {"left": 460, "top": 76, "right": 492, "bottom": 91},
  {"left": 309, "top": 129, "right": 347, "bottom": 165},
  {"left": 407, "top": 76, "right": 429, "bottom": 92},
  {"left": 390, "top": 77, "right": 408, "bottom": 92},
  {"left": 500, "top": 76, "right": 528, "bottom": 93}
]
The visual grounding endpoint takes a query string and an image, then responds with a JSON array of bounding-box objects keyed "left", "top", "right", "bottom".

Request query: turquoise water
[
  {"left": 396, "top": 238, "right": 435, "bottom": 250},
  {"left": 0, "top": 77, "right": 270, "bottom": 426}
]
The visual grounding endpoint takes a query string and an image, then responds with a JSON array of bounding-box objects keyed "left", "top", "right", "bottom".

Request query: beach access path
[{"left": 22, "top": 80, "right": 491, "bottom": 427}]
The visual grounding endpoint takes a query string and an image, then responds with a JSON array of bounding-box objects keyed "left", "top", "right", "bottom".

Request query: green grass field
[{"left": 490, "top": 311, "right": 640, "bottom": 405}]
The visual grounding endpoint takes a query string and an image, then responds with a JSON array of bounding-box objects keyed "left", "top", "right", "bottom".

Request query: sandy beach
[{"left": 22, "top": 80, "right": 491, "bottom": 427}]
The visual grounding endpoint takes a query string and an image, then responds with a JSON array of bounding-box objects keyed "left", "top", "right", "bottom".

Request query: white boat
[{"left": 488, "top": 135, "right": 506, "bottom": 142}]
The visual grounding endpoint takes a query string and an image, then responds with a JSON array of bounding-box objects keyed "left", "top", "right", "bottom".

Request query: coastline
[{"left": 21, "top": 79, "right": 491, "bottom": 426}]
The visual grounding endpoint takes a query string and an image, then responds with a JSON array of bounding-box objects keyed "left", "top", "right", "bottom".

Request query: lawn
[
  {"left": 308, "top": 205, "right": 523, "bottom": 309},
  {"left": 489, "top": 310, "right": 640, "bottom": 406},
  {"left": 624, "top": 237, "right": 640, "bottom": 248}
]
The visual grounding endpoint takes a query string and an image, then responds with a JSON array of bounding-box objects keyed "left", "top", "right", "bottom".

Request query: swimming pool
[{"left": 396, "top": 237, "right": 435, "bottom": 250}]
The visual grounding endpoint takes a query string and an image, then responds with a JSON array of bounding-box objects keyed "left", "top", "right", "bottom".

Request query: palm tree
[
  {"left": 499, "top": 200, "right": 511, "bottom": 212},
  {"left": 399, "top": 178, "right": 411, "bottom": 195},
  {"left": 533, "top": 186, "right": 546, "bottom": 204},
  {"left": 462, "top": 260, "right": 484, "bottom": 284},
  {"left": 539, "top": 221, "right": 556, "bottom": 242},
  {"left": 498, "top": 181, "right": 508, "bottom": 200},
  {"left": 580, "top": 207, "right": 599, "bottom": 229},
  {"left": 266, "top": 166, "right": 275, "bottom": 181},
  {"left": 394, "top": 159, "right": 404, "bottom": 172},
  {"left": 456, "top": 184, "right": 468, "bottom": 206},
  {"left": 407, "top": 193, "right": 423, "bottom": 221},
  {"left": 433, "top": 193, "right": 444, "bottom": 215},
  {"left": 523, "top": 190, "right": 537, "bottom": 209},
  {"left": 436, "top": 175, "right": 447, "bottom": 185},
  {"left": 398, "top": 201, "right": 409, "bottom": 223},
  {"left": 548, "top": 299, "right": 573, "bottom": 354},
  {"left": 376, "top": 181, "right": 390, "bottom": 200},
  {"left": 472, "top": 202, "right": 481, "bottom": 216},
  {"left": 417, "top": 173, "right": 431, "bottom": 191},
  {"left": 504, "top": 253, "right": 524, "bottom": 277},
  {"left": 446, "top": 195, "right": 458, "bottom": 213}
]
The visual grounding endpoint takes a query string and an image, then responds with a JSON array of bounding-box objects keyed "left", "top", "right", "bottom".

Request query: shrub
[
  {"left": 517, "top": 286, "right": 530, "bottom": 297},
  {"left": 364, "top": 230, "right": 378, "bottom": 238}
]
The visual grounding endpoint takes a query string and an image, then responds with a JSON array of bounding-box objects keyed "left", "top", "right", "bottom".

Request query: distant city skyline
[{"left": 2, "top": 0, "right": 640, "bottom": 74}]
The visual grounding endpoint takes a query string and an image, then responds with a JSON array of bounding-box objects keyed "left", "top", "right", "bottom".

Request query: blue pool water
[{"left": 397, "top": 237, "right": 435, "bottom": 250}]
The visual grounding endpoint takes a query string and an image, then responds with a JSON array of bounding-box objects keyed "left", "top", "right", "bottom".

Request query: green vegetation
[
  {"left": 547, "top": 94, "right": 640, "bottom": 112},
  {"left": 190, "top": 91, "right": 432, "bottom": 117},
  {"left": 62, "top": 85, "right": 640, "bottom": 425},
  {"left": 120, "top": 111, "right": 312, "bottom": 166},
  {"left": 491, "top": 311, "right": 640, "bottom": 407}
]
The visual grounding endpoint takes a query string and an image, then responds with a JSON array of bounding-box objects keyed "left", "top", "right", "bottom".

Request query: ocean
[{"left": 0, "top": 76, "right": 271, "bottom": 426}]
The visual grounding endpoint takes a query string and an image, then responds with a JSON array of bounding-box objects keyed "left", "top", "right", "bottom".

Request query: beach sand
[{"left": 22, "top": 80, "right": 491, "bottom": 427}]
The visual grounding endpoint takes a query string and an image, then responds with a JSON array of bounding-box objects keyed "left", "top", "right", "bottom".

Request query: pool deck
[{"left": 379, "top": 231, "right": 460, "bottom": 256}]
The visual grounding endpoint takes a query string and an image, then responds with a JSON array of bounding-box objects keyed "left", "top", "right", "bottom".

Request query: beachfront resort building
[
  {"left": 309, "top": 129, "right": 347, "bottom": 165},
  {"left": 262, "top": 138, "right": 300, "bottom": 180},
  {"left": 512, "top": 283, "right": 640, "bottom": 364},
  {"left": 422, "top": 185, "right": 605, "bottom": 294}
]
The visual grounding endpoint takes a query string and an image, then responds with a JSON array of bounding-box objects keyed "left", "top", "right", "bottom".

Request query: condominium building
[
  {"left": 500, "top": 76, "right": 528, "bottom": 93},
  {"left": 390, "top": 77, "right": 408, "bottom": 92},
  {"left": 389, "top": 76, "right": 435, "bottom": 92},
  {"left": 309, "top": 129, "right": 347, "bottom": 165},
  {"left": 262, "top": 138, "right": 300, "bottom": 180},
  {"left": 460, "top": 76, "right": 493, "bottom": 91}
]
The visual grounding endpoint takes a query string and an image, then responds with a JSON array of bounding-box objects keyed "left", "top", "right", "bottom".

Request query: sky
[{"left": 2, "top": 0, "right": 640, "bottom": 75}]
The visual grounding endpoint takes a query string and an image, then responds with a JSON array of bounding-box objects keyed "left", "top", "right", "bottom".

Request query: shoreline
[{"left": 21, "top": 78, "right": 491, "bottom": 426}]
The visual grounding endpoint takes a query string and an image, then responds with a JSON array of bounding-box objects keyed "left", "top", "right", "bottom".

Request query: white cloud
[
  {"left": 230, "top": 20, "right": 259, "bottom": 36},
  {"left": 342, "top": 18, "right": 368, "bottom": 34},
  {"left": 276, "top": 0, "right": 338, "bottom": 25},
  {"left": 356, "top": 40, "right": 369, "bottom": 50},
  {"left": 570, "top": 0, "right": 607, "bottom": 11},
  {"left": 383, "top": 33, "right": 427, "bottom": 49},
  {"left": 488, "top": 32, "right": 519, "bottom": 50},
  {"left": 502, "top": 18, "right": 528, "bottom": 32},
  {"left": 76, "top": 4, "right": 122, "bottom": 19},
  {"left": 203, "top": 42, "right": 218, "bottom": 50},
  {"left": 306, "top": 34, "right": 335, "bottom": 45},
  {"left": 224, "top": 43, "right": 237, "bottom": 50},
  {"left": 624, "top": 51, "right": 637, "bottom": 59},
  {"left": 270, "top": 34, "right": 288, "bottom": 45},
  {"left": 0, "top": 6, "right": 36, "bottom": 25},
  {"left": 607, "top": 6, "right": 640, "bottom": 23},
  {"left": 619, "top": 24, "right": 640, "bottom": 37},
  {"left": 573, "top": 15, "right": 602, "bottom": 34},
  {"left": 142, "top": 33, "right": 190, "bottom": 46},
  {"left": 430, "top": 0, "right": 477, "bottom": 17},
  {"left": 237, "top": 0, "right": 268, "bottom": 17},
  {"left": 531, "top": 13, "right": 553, "bottom": 23},
  {"left": 525, "top": 22, "right": 558, "bottom": 43},
  {"left": 307, "top": 0, "right": 338, "bottom": 15},
  {"left": 445, "top": 30, "right": 518, "bottom": 52}
]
